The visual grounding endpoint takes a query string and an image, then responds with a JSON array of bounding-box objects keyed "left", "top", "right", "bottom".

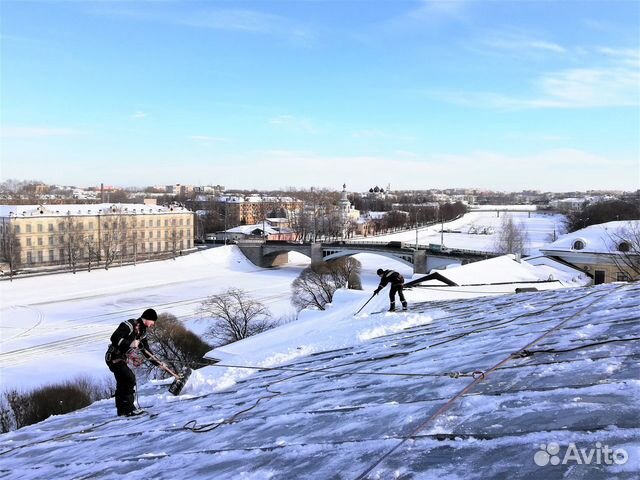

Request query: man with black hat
[
  {"left": 105, "top": 308, "right": 162, "bottom": 417},
  {"left": 374, "top": 268, "right": 408, "bottom": 312}
]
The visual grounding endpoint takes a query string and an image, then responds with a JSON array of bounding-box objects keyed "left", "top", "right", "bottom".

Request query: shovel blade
[{"left": 168, "top": 367, "right": 192, "bottom": 396}]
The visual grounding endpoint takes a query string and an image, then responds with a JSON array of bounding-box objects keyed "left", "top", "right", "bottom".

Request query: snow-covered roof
[
  {"left": 2, "top": 282, "right": 638, "bottom": 478},
  {"left": 416, "top": 254, "right": 588, "bottom": 287},
  {"left": 217, "top": 195, "right": 298, "bottom": 204},
  {"left": 0, "top": 203, "right": 191, "bottom": 218},
  {"left": 542, "top": 220, "right": 640, "bottom": 254},
  {"left": 226, "top": 223, "right": 279, "bottom": 235}
]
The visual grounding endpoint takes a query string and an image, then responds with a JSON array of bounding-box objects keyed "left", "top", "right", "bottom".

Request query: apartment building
[
  {"left": 219, "top": 195, "right": 303, "bottom": 226},
  {"left": 0, "top": 203, "right": 195, "bottom": 271}
]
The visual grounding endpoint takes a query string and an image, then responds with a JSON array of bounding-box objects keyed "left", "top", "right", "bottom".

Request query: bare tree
[
  {"left": 494, "top": 214, "right": 529, "bottom": 255},
  {"left": 565, "top": 200, "right": 640, "bottom": 232},
  {"left": 100, "top": 208, "right": 128, "bottom": 269},
  {"left": 291, "top": 266, "right": 336, "bottom": 311},
  {"left": 144, "top": 313, "right": 213, "bottom": 377},
  {"left": 60, "top": 213, "right": 84, "bottom": 273},
  {"left": 201, "top": 288, "right": 274, "bottom": 345},
  {"left": 84, "top": 235, "right": 99, "bottom": 272},
  {"left": 1, "top": 222, "right": 21, "bottom": 279},
  {"left": 327, "top": 257, "right": 362, "bottom": 290},
  {"left": 607, "top": 222, "right": 640, "bottom": 281},
  {"left": 291, "top": 257, "right": 362, "bottom": 311}
]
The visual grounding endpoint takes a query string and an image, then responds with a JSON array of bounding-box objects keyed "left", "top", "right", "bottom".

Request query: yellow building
[
  {"left": 540, "top": 221, "right": 639, "bottom": 284},
  {"left": 0, "top": 203, "right": 195, "bottom": 272}
]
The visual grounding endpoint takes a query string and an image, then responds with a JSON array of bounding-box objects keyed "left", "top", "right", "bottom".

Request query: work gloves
[{"left": 373, "top": 288, "right": 380, "bottom": 295}]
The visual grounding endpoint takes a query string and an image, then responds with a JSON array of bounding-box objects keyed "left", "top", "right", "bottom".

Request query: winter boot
[
  {"left": 388, "top": 302, "right": 396, "bottom": 312},
  {"left": 402, "top": 301, "right": 408, "bottom": 311},
  {"left": 123, "top": 408, "right": 146, "bottom": 417}
]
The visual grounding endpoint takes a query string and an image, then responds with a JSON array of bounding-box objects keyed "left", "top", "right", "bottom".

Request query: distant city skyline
[{"left": 1, "top": 1, "right": 638, "bottom": 191}]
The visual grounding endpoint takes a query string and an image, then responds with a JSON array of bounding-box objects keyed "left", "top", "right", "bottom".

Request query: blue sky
[{"left": 1, "top": 0, "right": 639, "bottom": 191}]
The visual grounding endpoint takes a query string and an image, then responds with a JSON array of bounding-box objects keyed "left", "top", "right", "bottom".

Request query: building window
[
  {"left": 37, "top": 251, "right": 43, "bottom": 263},
  {"left": 15, "top": 225, "right": 20, "bottom": 234},
  {"left": 26, "top": 237, "right": 32, "bottom": 247},
  {"left": 37, "top": 224, "right": 43, "bottom": 233},
  {"left": 37, "top": 237, "right": 43, "bottom": 246},
  {"left": 48, "top": 223, "right": 54, "bottom": 232},
  {"left": 49, "top": 250, "right": 54, "bottom": 262},
  {"left": 157, "top": 241, "right": 161, "bottom": 251},
  {"left": 49, "top": 236, "right": 54, "bottom": 245},
  {"left": 618, "top": 242, "right": 630, "bottom": 252},
  {"left": 572, "top": 240, "right": 585, "bottom": 250},
  {"left": 26, "top": 224, "right": 32, "bottom": 233},
  {"left": 616, "top": 272, "right": 631, "bottom": 281},
  {"left": 27, "top": 252, "right": 33, "bottom": 264}
]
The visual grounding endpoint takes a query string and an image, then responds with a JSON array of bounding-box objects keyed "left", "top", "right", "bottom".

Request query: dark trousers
[
  {"left": 107, "top": 361, "right": 137, "bottom": 415},
  {"left": 389, "top": 284, "right": 407, "bottom": 309}
]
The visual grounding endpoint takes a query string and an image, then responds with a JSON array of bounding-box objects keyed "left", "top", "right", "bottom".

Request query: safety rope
[
  {"left": 513, "top": 337, "right": 640, "bottom": 357},
  {"left": 205, "top": 362, "right": 485, "bottom": 379}
]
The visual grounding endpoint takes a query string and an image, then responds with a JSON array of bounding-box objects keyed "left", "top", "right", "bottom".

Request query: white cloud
[
  {"left": 268, "top": 115, "right": 319, "bottom": 134},
  {"left": 180, "top": 9, "right": 312, "bottom": 41},
  {"left": 131, "top": 111, "right": 148, "bottom": 119},
  {"left": 0, "top": 127, "right": 83, "bottom": 138},
  {"left": 92, "top": 6, "right": 313, "bottom": 43},
  {"left": 481, "top": 31, "right": 567, "bottom": 55},
  {"left": 431, "top": 46, "right": 640, "bottom": 109}
]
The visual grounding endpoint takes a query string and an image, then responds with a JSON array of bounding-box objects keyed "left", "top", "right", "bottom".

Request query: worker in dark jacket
[
  {"left": 105, "top": 308, "right": 162, "bottom": 417},
  {"left": 374, "top": 269, "right": 408, "bottom": 312}
]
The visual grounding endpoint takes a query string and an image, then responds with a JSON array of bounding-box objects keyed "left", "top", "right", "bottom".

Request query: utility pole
[
  {"left": 224, "top": 199, "right": 228, "bottom": 246},
  {"left": 261, "top": 193, "right": 266, "bottom": 242}
]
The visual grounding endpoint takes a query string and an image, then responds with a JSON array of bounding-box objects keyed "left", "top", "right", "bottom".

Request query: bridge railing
[{"left": 324, "top": 240, "right": 497, "bottom": 257}]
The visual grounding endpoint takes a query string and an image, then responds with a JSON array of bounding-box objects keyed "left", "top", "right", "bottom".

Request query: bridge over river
[{"left": 238, "top": 240, "right": 497, "bottom": 274}]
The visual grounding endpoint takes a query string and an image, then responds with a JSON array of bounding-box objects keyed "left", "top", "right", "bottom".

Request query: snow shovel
[
  {"left": 144, "top": 350, "right": 192, "bottom": 396},
  {"left": 355, "top": 293, "right": 376, "bottom": 315}
]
